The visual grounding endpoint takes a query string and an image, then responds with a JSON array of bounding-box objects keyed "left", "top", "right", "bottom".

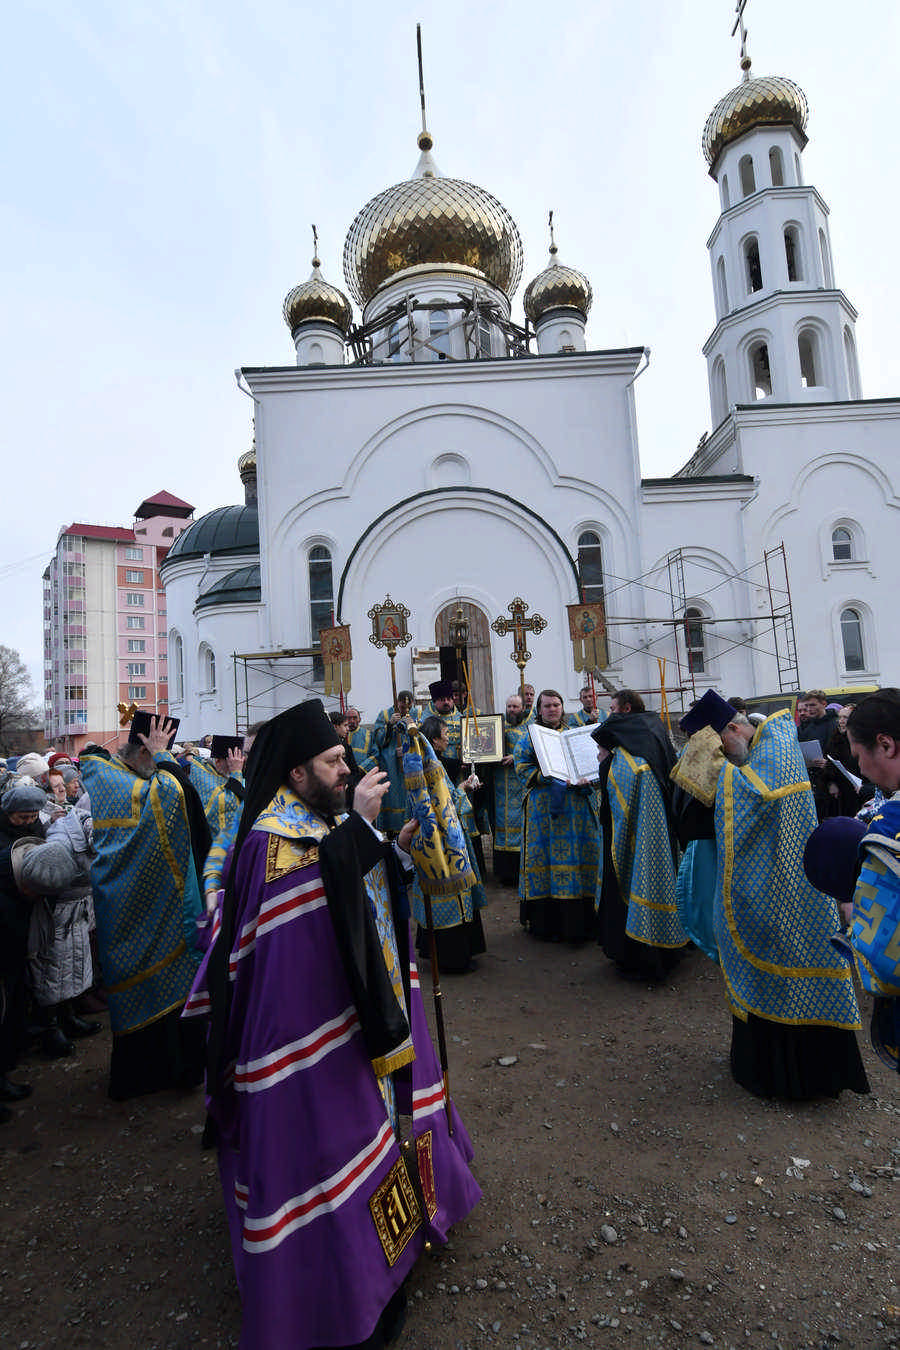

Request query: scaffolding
[
  {"left": 230, "top": 545, "right": 800, "bottom": 726},
  {"left": 232, "top": 647, "right": 321, "bottom": 733},
  {"left": 345, "top": 288, "right": 532, "bottom": 366}
]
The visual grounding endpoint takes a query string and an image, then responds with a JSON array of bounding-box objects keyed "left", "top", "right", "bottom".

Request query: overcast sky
[{"left": 3, "top": 0, "right": 897, "bottom": 696}]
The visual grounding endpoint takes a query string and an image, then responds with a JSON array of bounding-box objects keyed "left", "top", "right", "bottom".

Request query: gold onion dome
[
  {"left": 283, "top": 257, "right": 353, "bottom": 335},
  {"left": 523, "top": 235, "right": 592, "bottom": 323},
  {"left": 343, "top": 133, "right": 524, "bottom": 308},
  {"left": 702, "top": 69, "right": 808, "bottom": 168},
  {"left": 238, "top": 447, "right": 256, "bottom": 475}
]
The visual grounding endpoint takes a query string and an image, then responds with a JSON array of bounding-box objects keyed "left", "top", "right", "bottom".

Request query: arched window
[
  {"left": 577, "top": 531, "right": 604, "bottom": 606},
  {"left": 716, "top": 256, "right": 729, "bottom": 315},
  {"left": 430, "top": 308, "right": 450, "bottom": 358},
  {"left": 840, "top": 608, "right": 865, "bottom": 672},
  {"left": 831, "top": 527, "right": 853, "bottom": 562},
  {"left": 744, "top": 237, "right": 763, "bottom": 293},
  {"left": 684, "top": 608, "right": 706, "bottom": 674},
  {"left": 819, "top": 229, "right": 833, "bottom": 287},
  {"left": 200, "top": 645, "right": 216, "bottom": 693},
  {"left": 308, "top": 545, "right": 334, "bottom": 682},
  {"left": 712, "top": 357, "right": 728, "bottom": 424},
  {"left": 798, "top": 330, "right": 819, "bottom": 387},
  {"left": 784, "top": 226, "right": 802, "bottom": 281},
  {"left": 171, "top": 632, "right": 184, "bottom": 702},
  {"left": 739, "top": 154, "right": 756, "bottom": 197},
  {"left": 478, "top": 313, "right": 492, "bottom": 358},
  {"left": 388, "top": 319, "right": 404, "bottom": 361},
  {"left": 720, "top": 173, "right": 730, "bottom": 209},
  {"left": 749, "top": 341, "right": 772, "bottom": 399},
  {"left": 769, "top": 146, "right": 784, "bottom": 186},
  {"left": 843, "top": 326, "right": 861, "bottom": 398},
  {"left": 307, "top": 341, "right": 324, "bottom": 364}
]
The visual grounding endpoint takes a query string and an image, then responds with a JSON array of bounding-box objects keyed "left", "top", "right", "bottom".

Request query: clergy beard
[
  {"left": 724, "top": 745, "right": 750, "bottom": 766},
  {"left": 506, "top": 711, "right": 522, "bottom": 726},
  {"left": 299, "top": 768, "right": 347, "bottom": 818}
]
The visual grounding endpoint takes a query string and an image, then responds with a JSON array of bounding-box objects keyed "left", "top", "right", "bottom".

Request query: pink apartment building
[{"left": 43, "top": 492, "right": 194, "bottom": 753}]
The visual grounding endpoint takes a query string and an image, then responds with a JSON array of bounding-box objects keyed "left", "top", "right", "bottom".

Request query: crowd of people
[{"left": 0, "top": 676, "right": 897, "bottom": 1347}]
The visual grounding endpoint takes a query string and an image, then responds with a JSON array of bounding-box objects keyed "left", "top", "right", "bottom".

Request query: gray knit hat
[
  {"left": 1, "top": 782, "right": 49, "bottom": 815},
  {"left": 11, "top": 838, "right": 78, "bottom": 895}
]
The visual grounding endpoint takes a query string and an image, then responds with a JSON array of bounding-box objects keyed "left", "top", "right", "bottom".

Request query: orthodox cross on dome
[
  {"left": 416, "top": 23, "right": 433, "bottom": 151},
  {"left": 731, "top": 0, "right": 752, "bottom": 79},
  {"left": 491, "top": 597, "right": 548, "bottom": 703},
  {"left": 548, "top": 209, "right": 557, "bottom": 260},
  {"left": 311, "top": 223, "right": 320, "bottom": 267}
]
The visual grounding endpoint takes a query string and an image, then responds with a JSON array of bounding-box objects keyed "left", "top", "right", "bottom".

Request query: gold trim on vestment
[
  {"left": 371, "top": 1042, "right": 416, "bottom": 1078},
  {"left": 264, "top": 833, "right": 320, "bottom": 883},
  {"left": 106, "top": 939, "right": 188, "bottom": 994},
  {"left": 369, "top": 1159, "right": 422, "bottom": 1266}
]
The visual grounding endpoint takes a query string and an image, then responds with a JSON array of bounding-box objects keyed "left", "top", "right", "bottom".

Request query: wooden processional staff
[
  {"left": 367, "top": 594, "right": 412, "bottom": 707},
  {"left": 491, "top": 596, "right": 548, "bottom": 702}
]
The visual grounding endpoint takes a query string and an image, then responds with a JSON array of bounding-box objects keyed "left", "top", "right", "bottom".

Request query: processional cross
[{"left": 491, "top": 597, "right": 547, "bottom": 703}]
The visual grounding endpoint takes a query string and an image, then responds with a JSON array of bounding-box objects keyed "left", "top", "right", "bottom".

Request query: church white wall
[
  {"left": 731, "top": 401, "right": 900, "bottom": 692},
  {"left": 162, "top": 555, "right": 266, "bottom": 736},
  {"left": 245, "top": 351, "right": 655, "bottom": 713},
  {"left": 640, "top": 481, "right": 758, "bottom": 702}
]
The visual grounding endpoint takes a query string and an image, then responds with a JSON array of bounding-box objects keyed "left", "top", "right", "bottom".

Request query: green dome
[
  {"left": 195, "top": 564, "right": 261, "bottom": 609},
  {"left": 161, "top": 504, "right": 258, "bottom": 568}
]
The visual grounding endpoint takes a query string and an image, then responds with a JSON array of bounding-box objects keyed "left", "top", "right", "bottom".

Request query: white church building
[{"left": 161, "top": 50, "right": 898, "bottom": 735}]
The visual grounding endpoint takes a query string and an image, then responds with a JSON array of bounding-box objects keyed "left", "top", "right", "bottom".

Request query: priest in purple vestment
[{"left": 186, "top": 699, "right": 480, "bottom": 1350}]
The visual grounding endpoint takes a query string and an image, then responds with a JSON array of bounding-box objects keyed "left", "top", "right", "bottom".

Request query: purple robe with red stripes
[{"left": 185, "top": 806, "right": 480, "bottom": 1349}]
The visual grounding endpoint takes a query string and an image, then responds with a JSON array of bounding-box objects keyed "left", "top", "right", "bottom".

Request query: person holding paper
[
  {"left": 513, "top": 689, "right": 600, "bottom": 942},
  {"left": 592, "top": 699, "right": 688, "bottom": 980}
]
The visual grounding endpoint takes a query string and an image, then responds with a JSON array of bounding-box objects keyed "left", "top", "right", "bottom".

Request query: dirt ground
[{"left": 1, "top": 883, "right": 898, "bottom": 1350}]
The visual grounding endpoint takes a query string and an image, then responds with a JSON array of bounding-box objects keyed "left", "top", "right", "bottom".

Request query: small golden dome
[
  {"left": 703, "top": 73, "right": 808, "bottom": 168},
  {"left": 283, "top": 260, "right": 353, "bottom": 335},
  {"left": 523, "top": 243, "right": 592, "bottom": 323},
  {"left": 238, "top": 447, "right": 256, "bottom": 476},
  {"left": 343, "top": 165, "right": 523, "bottom": 309}
]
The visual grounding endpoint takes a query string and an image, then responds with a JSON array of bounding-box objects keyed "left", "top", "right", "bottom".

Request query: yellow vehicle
[{"left": 743, "top": 686, "right": 878, "bottom": 721}]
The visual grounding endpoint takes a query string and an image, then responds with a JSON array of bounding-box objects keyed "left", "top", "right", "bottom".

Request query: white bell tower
[{"left": 701, "top": 23, "right": 862, "bottom": 426}]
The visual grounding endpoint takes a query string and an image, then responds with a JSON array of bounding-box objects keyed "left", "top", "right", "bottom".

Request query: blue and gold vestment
[
  {"left": 714, "top": 711, "right": 861, "bottom": 1030},
  {"left": 80, "top": 750, "right": 203, "bottom": 1034},
  {"left": 601, "top": 747, "right": 687, "bottom": 950}
]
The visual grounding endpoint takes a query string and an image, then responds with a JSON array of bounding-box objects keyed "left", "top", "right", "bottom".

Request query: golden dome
[
  {"left": 703, "top": 72, "right": 808, "bottom": 168},
  {"left": 343, "top": 154, "right": 523, "bottom": 308},
  {"left": 238, "top": 447, "right": 256, "bottom": 476},
  {"left": 283, "top": 260, "right": 353, "bottom": 335},
  {"left": 524, "top": 243, "right": 592, "bottom": 323}
]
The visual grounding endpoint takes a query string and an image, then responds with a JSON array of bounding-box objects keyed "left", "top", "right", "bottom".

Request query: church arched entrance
[{"left": 435, "top": 601, "right": 495, "bottom": 712}]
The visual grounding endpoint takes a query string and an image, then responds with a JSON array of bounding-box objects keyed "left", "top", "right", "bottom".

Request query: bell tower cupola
[{"left": 702, "top": 11, "right": 861, "bottom": 424}]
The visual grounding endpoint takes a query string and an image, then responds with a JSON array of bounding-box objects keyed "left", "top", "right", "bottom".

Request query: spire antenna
[
  {"left": 731, "top": 0, "right": 752, "bottom": 79},
  {"left": 416, "top": 24, "right": 433, "bottom": 151}
]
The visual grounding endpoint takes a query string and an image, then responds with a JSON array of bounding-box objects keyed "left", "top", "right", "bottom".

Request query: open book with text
[{"left": 527, "top": 722, "right": 600, "bottom": 785}]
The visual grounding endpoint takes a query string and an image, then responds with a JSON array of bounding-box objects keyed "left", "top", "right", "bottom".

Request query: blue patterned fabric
[
  {"left": 371, "top": 708, "right": 410, "bottom": 833},
  {"left": 408, "top": 760, "right": 486, "bottom": 932},
  {"left": 349, "top": 724, "right": 377, "bottom": 773},
  {"left": 403, "top": 732, "right": 475, "bottom": 897},
  {"left": 567, "top": 709, "right": 607, "bottom": 728},
  {"left": 80, "top": 750, "right": 203, "bottom": 1035},
  {"left": 602, "top": 748, "right": 687, "bottom": 950},
  {"left": 851, "top": 798, "right": 900, "bottom": 995},
  {"left": 188, "top": 757, "right": 221, "bottom": 812},
  {"left": 203, "top": 808, "right": 241, "bottom": 895},
  {"left": 714, "top": 711, "right": 861, "bottom": 1029},
  {"left": 676, "top": 838, "right": 719, "bottom": 962},
  {"left": 493, "top": 721, "right": 527, "bottom": 851},
  {"left": 514, "top": 732, "right": 599, "bottom": 902}
]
